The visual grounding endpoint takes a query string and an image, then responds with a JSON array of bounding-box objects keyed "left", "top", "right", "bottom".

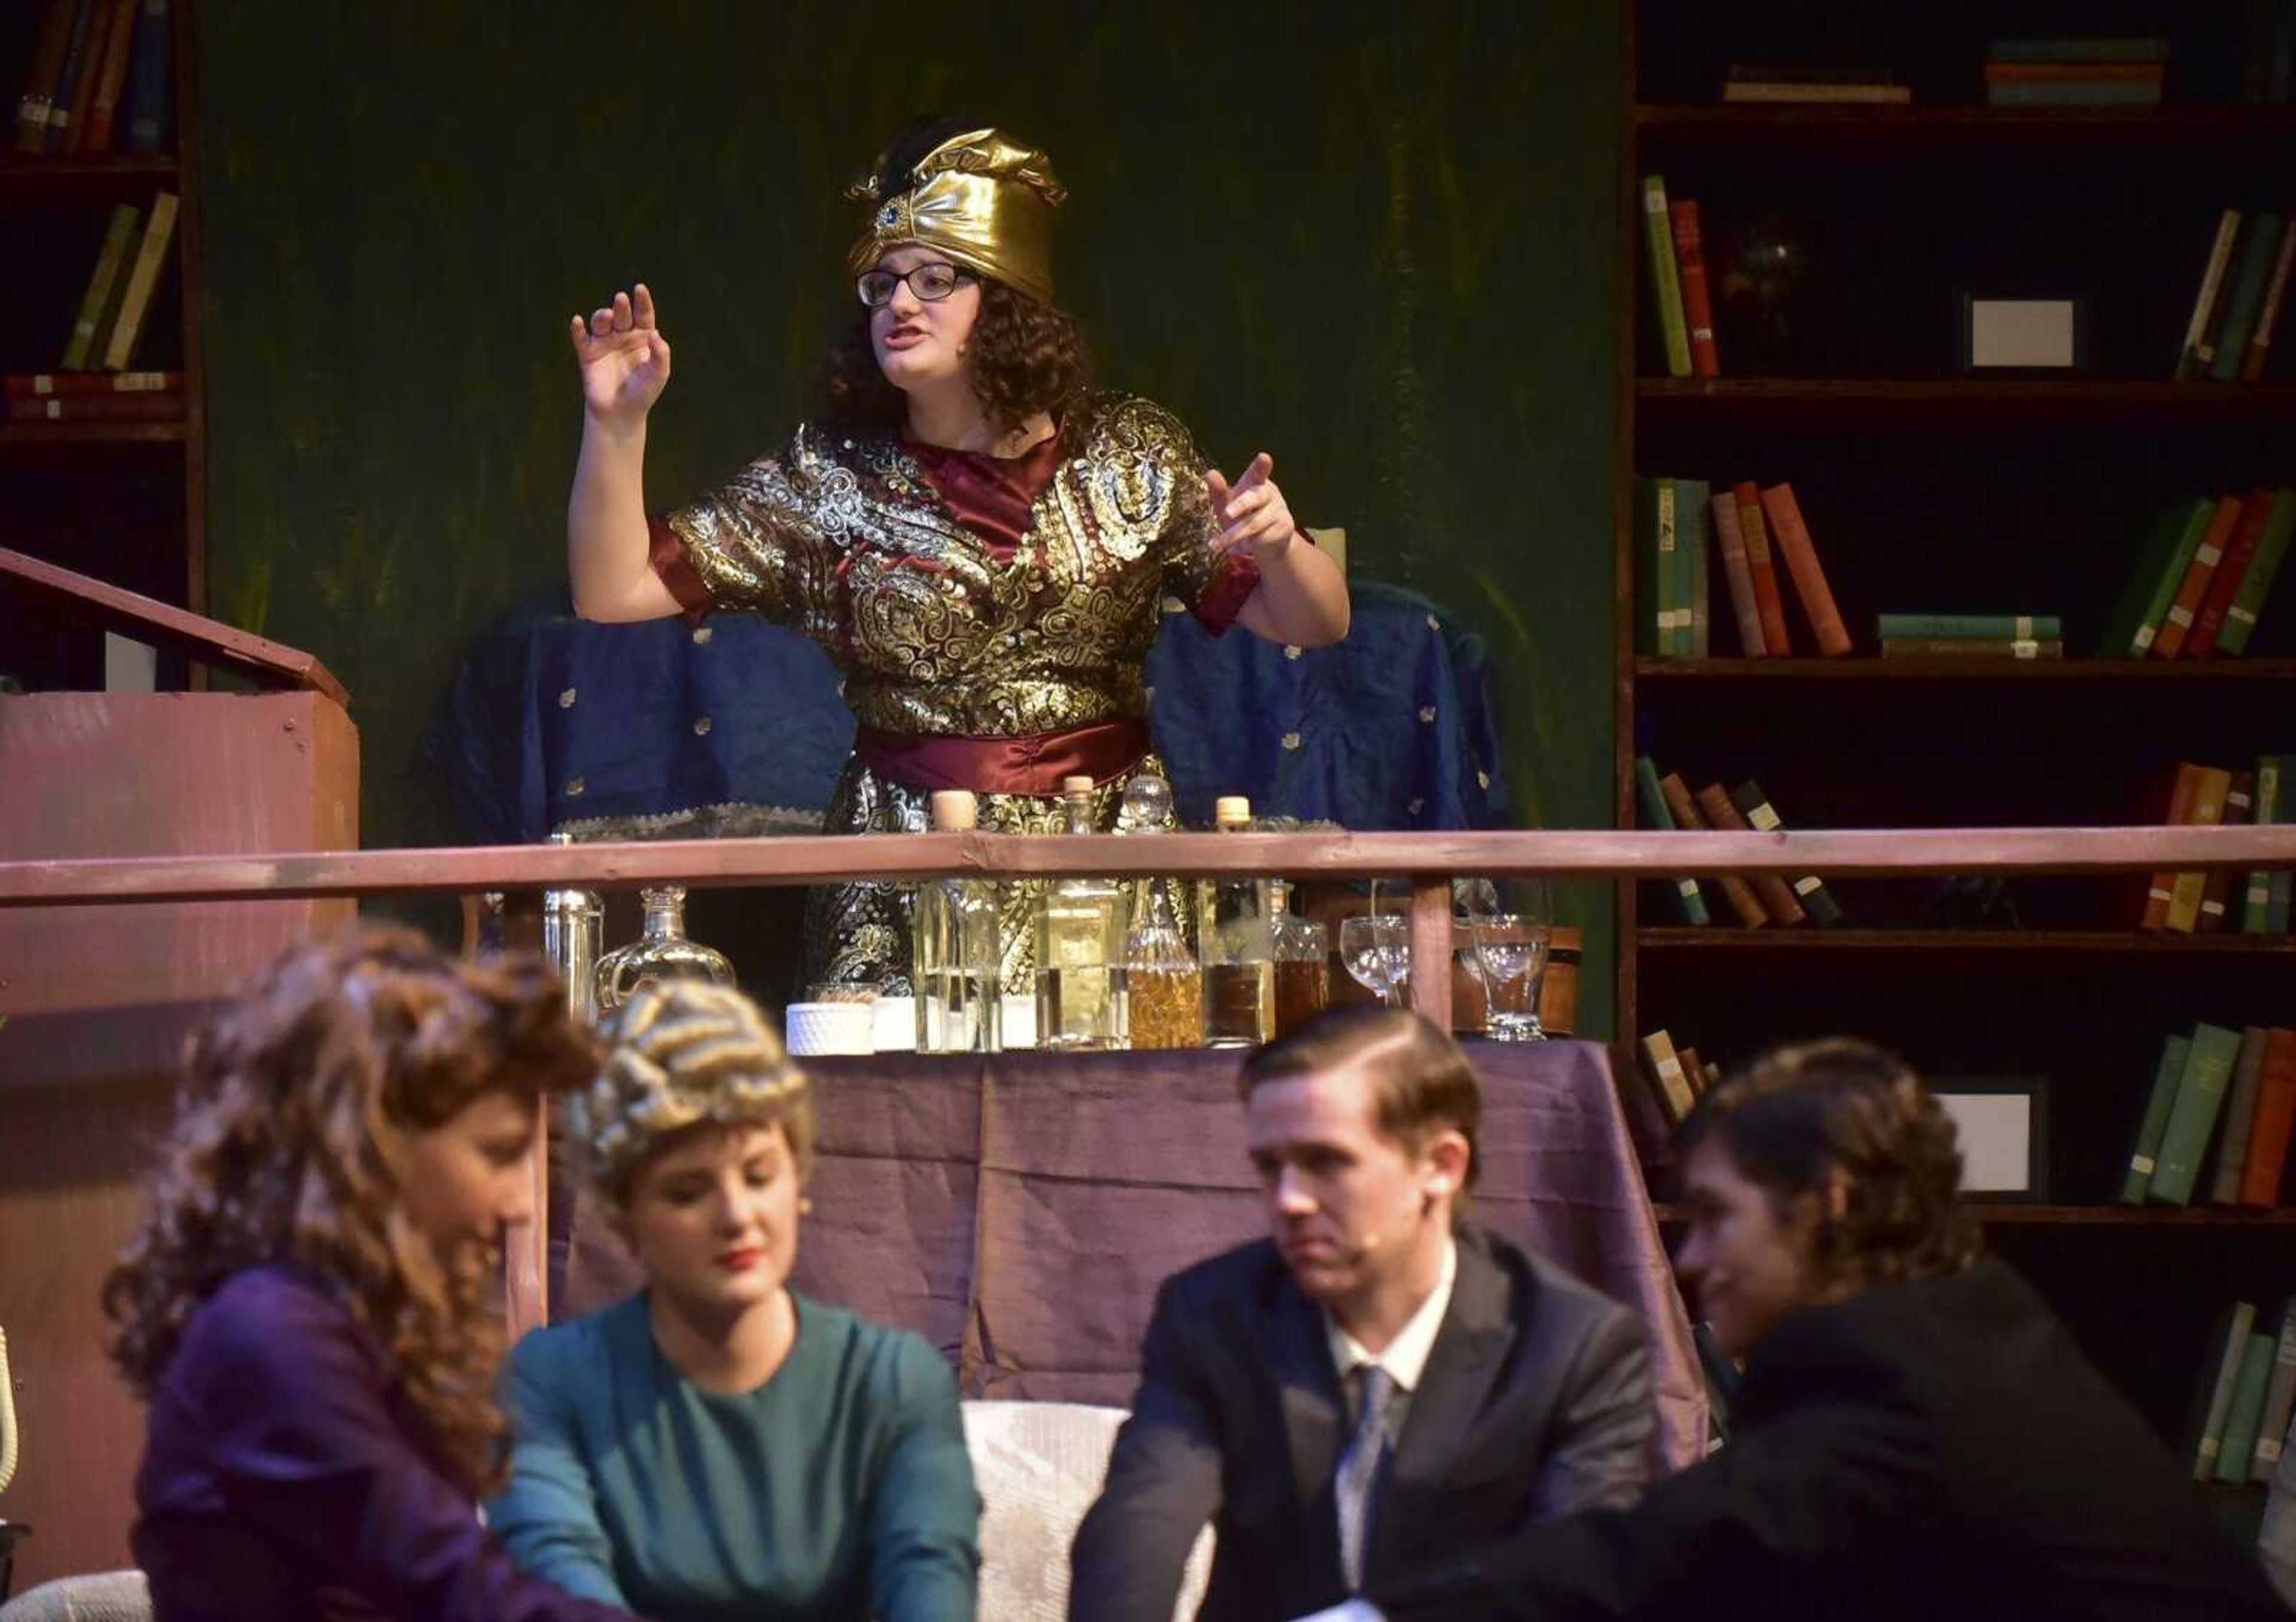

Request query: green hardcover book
[
  {"left": 2191, "top": 1301, "right": 2260, "bottom": 1480},
  {"left": 2150, "top": 1022, "right": 2245, "bottom": 1205},
  {"left": 2251, "top": 1298, "right": 2296, "bottom": 1483},
  {"left": 1875, "top": 614, "right": 2065, "bottom": 640},
  {"left": 2215, "top": 1331, "right": 2278, "bottom": 1481},
  {"left": 2122, "top": 1033, "right": 2192, "bottom": 1203},
  {"left": 1642, "top": 175, "right": 1692, "bottom": 379},
  {"left": 2216, "top": 486, "right": 2294, "bottom": 655},
  {"left": 2114, "top": 498, "right": 2213, "bottom": 657},
  {"left": 60, "top": 200, "right": 139, "bottom": 370},
  {"left": 2248, "top": 756, "right": 2283, "bottom": 933},
  {"left": 1636, "top": 477, "right": 1670, "bottom": 656},
  {"left": 1729, "top": 779, "right": 1845, "bottom": 925},
  {"left": 1635, "top": 755, "right": 1711, "bottom": 926},
  {"left": 1681, "top": 478, "right": 1712, "bottom": 657},
  {"left": 2216, "top": 214, "right": 2290, "bottom": 379}
]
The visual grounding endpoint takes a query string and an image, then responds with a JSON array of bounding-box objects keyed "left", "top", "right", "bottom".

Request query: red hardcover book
[
  {"left": 4, "top": 369, "right": 181, "bottom": 396},
  {"left": 2187, "top": 488, "right": 2272, "bottom": 657},
  {"left": 2153, "top": 495, "right": 2243, "bottom": 658},
  {"left": 1758, "top": 483, "right": 1854, "bottom": 656},
  {"left": 2199, "top": 770, "right": 2255, "bottom": 935},
  {"left": 1660, "top": 772, "right": 1769, "bottom": 927},
  {"left": 1694, "top": 781, "right": 1808, "bottom": 925},
  {"left": 1980, "top": 61, "right": 2166, "bottom": 83},
  {"left": 1732, "top": 480, "right": 1793, "bottom": 655},
  {"left": 58, "top": 0, "right": 117, "bottom": 154},
  {"left": 1668, "top": 199, "right": 1720, "bottom": 379},
  {"left": 81, "top": 0, "right": 138, "bottom": 154},
  {"left": 5, "top": 389, "right": 184, "bottom": 422},
  {"left": 2140, "top": 762, "right": 2204, "bottom": 932},
  {"left": 2238, "top": 1028, "right": 2296, "bottom": 1206}
]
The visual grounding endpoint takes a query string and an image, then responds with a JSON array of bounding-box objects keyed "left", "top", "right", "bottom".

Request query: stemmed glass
[
  {"left": 1339, "top": 913, "right": 1411, "bottom": 1009},
  {"left": 1472, "top": 877, "right": 1553, "bottom": 1041}
]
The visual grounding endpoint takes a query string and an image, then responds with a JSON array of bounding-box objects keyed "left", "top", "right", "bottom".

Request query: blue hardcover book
[{"left": 121, "top": 0, "right": 172, "bottom": 156}]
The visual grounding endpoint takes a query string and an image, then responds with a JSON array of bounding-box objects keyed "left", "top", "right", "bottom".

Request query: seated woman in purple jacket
[{"left": 103, "top": 924, "right": 642, "bottom": 1622}]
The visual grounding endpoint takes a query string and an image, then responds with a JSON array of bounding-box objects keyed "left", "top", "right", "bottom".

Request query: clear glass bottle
[
  {"left": 914, "top": 789, "right": 1002, "bottom": 1053},
  {"left": 541, "top": 831, "right": 604, "bottom": 1026},
  {"left": 1118, "top": 771, "right": 1201, "bottom": 1050},
  {"left": 1198, "top": 796, "right": 1273, "bottom": 1048},
  {"left": 593, "top": 885, "right": 736, "bottom": 1018},
  {"left": 1269, "top": 880, "right": 1331, "bottom": 1039},
  {"left": 1036, "top": 775, "right": 1127, "bottom": 1050}
]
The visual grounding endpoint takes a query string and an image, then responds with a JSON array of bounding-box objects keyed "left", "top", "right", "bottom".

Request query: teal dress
[{"left": 489, "top": 1292, "right": 979, "bottom": 1622}]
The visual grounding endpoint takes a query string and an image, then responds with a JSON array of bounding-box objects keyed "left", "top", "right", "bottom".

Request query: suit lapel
[
  {"left": 1268, "top": 1267, "right": 1347, "bottom": 1587},
  {"left": 1366, "top": 1228, "right": 1519, "bottom": 1580}
]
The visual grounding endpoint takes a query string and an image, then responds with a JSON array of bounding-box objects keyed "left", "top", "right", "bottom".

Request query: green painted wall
[{"left": 197, "top": 2, "right": 1623, "bottom": 1034}]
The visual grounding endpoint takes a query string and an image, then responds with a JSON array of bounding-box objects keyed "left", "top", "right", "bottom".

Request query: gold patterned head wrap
[
  {"left": 572, "top": 979, "right": 814, "bottom": 1202},
  {"left": 845, "top": 126, "right": 1068, "bottom": 306}
]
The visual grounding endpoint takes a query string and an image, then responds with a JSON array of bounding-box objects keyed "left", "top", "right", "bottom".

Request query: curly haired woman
[
  {"left": 487, "top": 979, "right": 978, "bottom": 1622},
  {"left": 104, "top": 925, "right": 639, "bottom": 1622},
  {"left": 563, "top": 114, "right": 1350, "bottom": 992}
]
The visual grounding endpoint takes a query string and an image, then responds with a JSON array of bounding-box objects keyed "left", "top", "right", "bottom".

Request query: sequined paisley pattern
[{"left": 666, "top": 392, "right": 1239, "bottom": 990}]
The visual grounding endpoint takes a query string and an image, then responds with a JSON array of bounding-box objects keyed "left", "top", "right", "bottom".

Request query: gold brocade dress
[{"left": 655, "top": 391, "right": 1257, "bottom": 992}]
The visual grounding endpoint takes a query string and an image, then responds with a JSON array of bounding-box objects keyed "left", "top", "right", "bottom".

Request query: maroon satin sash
[{"left": 853, "top": 719, "right": 1150, "bottom": 796}]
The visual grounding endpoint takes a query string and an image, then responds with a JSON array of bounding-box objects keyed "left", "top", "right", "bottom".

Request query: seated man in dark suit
[
  {"left": 1068, "top": 1007, "right": 1654, "bottom": 1622},
  {"left": 1364, "top": 1037, "right": 2292, "bottom": 1622}
]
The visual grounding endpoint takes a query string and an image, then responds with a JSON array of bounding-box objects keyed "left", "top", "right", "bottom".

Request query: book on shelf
[
  {"left": 3, "top": 369, "right": 179, "bottom": 395},
  {"left": 1987, "top": 38, "right": 2170, "bottom": 66},
  {"left": 1638, "top": 477, "right": 1680, "bottom": 656},
  {"left": 5, "top": 390, "right": 182, "bottom": 423},
  {"left": 2252, "top": 1300, "right": 2296, "bottom": 1481},
  {"left": 1709, "top": 492, "right": 1765, "bottom": 656},
  {"left": 1879, "top": 638, "right": 2063, "bottom": 660},
  {"left": 1876, "top": 614, "right": 2062, "bottom": 641},
  {"left": 2178, "top": 489, "right": 2268, "bottom": 659},
  {"left": 2151, "top": 495, "right": 2243, "bottom": 659},
  {"left": 2240, "top": 1028, "right": 2296, "bottom": 1208},
  {"left": 1758, "top": 483, "right": 1852, "bottom": 657},
  {"left": 81, "top": 0, "right": 139, "bottom": 155},
  {"left": 2164, "top": 766, "right": 2233, "bottom": 935},
  {"left": 1641, "top": 176, "right": 1692, "bottom": 379},
  {"left": 1729, "top": 779, "right": 1845, "bottom": 925},
  {"left": 58, "top": 201, "right": 141, "bottom": 372},
  {"left": 2150, "top": 1020, "right": 2243, "bottom": 1205},
  {"left": 13, "top": 0, "right": 78, "bottom": 154},
  {"left": 1634, "top": 754, "right": 1711, "bottom": 926},
  {"left": 2197, "top": 770, "right": 2255, "bottom": 935},
  {"left": 1694, "top": 781, "right": 1807, "bottom": 926},
  {"left": 1638, "top": 1029, "right": 1697, "bottom": 1124},
  {"left": 1732, "top": 481, "right": 1792, "bottom": 655},
  {"left": 2136, "top": 762, "right": 2202, "bottom": 932},
  {"left": 2218, "top": 490, "right": 2296, "bottom": 655},
  {"left": 1659, "top": 770, "right": 1769, "bottom": 927},
  {"left": 1987, "top": 80, "right": 2164, "bottom": 107},
  {"left": 2215, "top": 216, "right": 2288, "bottom": 382},
  {"left": 1668, "top": 199, "right": 1720, "bottom": 379},
  {"left": 2122, "top": 1032, "right": 2193, "bottom": 1203},
  {"left": 2208, "top": 1026, "right": 2273, "bottom": 1203},
  {"left": 2249, "top": 757, "right": 2285, "bottom": 934},
  {"left": 2190, "top": 1301, "right": 2260, "bottom": 1480},
  {"left": 2216, "top": 1330, "right": 2279, "bottom": 1482},
  {"left": 121, "top": 0, "right": 174, "bottom": 157},
  {"left": 100, "top": 190, "right": 179, "bottom": 373},
  {"left": 39, "top": 0, "right": 101, "bottom": 155},
  {"left": 2243, "top": 222, "right": 2296, "bottom": 380},
  {"left": 1721, "top": 64, "right": 1910, "bottom": 105},
  {"left": 2176, "top": 211, "right": 2242, "bottom": 382}
]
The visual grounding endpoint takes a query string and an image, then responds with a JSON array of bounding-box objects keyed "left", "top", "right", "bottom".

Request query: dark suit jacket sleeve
[
  {"left": 1068, "top": 1273, "right": 1226, "bottom": 1622},
  {"left": 1530, "top": 1298, "right": 1654, "bottom": 1519},
  {"left": 1371, "top": 1325, "right": 1937, "bottom": 1622}
]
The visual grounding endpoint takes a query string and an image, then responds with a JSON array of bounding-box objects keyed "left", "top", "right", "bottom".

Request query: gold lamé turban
[{"left": 845, "top": 127, "right": 1067, "bottom": 306}]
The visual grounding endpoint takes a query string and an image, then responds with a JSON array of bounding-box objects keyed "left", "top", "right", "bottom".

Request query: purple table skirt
[{"left": 557, "top": 1039, "right": 1706, "bottom": 1471}]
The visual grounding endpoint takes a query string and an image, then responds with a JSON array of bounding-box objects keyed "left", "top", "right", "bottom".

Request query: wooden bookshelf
[
  {"left": 1638, "top": 377, "right": 2296, "bottom": 423},
  {"left": 1637, "top": 927, "right": 2296, "bottom": 956},
  {"left": 1634, "top": 655, "right": 2296, "bottom": 682},
  {"left": 1636, "top": 102, "right": 2296, "bottom": 149},
  {"left": 0, "top": 0, "right": 204, "bottom": 697}
]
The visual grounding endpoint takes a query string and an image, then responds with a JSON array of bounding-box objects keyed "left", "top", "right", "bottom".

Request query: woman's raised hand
[
  {"left": 570, "top": 283, "right": 671, "bottom": 431},
  {"left": 1205, "top": 452, "right": 1296, "bottom": 559}
]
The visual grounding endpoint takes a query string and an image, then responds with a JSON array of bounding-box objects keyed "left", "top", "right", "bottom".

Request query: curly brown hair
[
  {"left": 822, "top": 274, "right": 1094, "bottom": 437},
  {"left": 1677, "top": 1037, "right": 1983, "bottom": 1295},
  {"left": 103, "top": 923, "right": 599, "bottom": 1495}
]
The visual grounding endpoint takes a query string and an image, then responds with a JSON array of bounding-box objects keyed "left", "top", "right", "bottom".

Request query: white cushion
[
  {"left": 0, "top": 1571, "right": 151, "bottom": 1622},
  {"left": 962, "top": 1400, "right": 1214, "bottom": 1621}
]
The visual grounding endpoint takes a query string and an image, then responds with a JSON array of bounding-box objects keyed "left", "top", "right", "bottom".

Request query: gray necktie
[{"left": 1335, "top": 1364, "right": 1398, "bottom": 1592}]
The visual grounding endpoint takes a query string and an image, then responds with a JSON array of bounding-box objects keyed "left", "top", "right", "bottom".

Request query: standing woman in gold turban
[{"left": 563, "top": 115, "right": 1351, "bottom": 992}]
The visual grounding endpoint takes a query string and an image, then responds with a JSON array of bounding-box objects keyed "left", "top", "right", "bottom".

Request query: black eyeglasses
[{"left": 857, "top": 261, "right": 973, "bottom": 309}]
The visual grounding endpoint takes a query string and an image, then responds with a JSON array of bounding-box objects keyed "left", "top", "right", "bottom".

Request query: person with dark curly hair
[
  {"left": 104, "top": 925, "right": 642, "bottom": 1622},
  {"left": 563, "top": 115, "right": 1349, "bottom": 992},
  {"left": 487, "top": 978, "right": 978, "bottom": 1621},
  {"left": 1324, "top": 1036, "right": 2292, "bottom": 1622}
]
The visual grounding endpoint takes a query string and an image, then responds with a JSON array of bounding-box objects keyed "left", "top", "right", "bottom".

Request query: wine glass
[
  {"left": 1475, "top": 877, "right": 1553, "bottom": 1041},
  {"left": 1339, "top": 914, "right": 1410, "bottom": 1009}
]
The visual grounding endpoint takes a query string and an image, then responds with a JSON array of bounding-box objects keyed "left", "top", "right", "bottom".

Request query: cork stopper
[
  {"left": 1214, "top": 795, "right": 1253, "bottom": 829},
  {"left": 1060, "top": 775, "right": 1096, "bottom": 795},
  {"left": 929, "top": 789, "right": 979, "bottom": 831}
]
